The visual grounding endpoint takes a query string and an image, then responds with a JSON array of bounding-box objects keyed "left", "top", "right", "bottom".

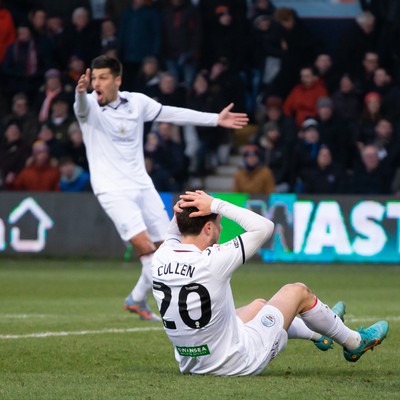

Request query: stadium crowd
[{"left": 1, "top": 0, "right": 400, "bottom": 195}]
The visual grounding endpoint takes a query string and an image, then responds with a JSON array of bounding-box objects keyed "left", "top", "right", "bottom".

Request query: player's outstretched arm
[{"left": 217, "top": 103, "right": 249, "bottom": 129}]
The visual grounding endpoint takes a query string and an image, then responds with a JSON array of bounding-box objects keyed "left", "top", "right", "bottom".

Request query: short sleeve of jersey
[
  {"left": 128, "top": 92, "right": 162, "bottom": 122},
  {"left": 207, "top": 236, "right": 245, "bottom": 280}
]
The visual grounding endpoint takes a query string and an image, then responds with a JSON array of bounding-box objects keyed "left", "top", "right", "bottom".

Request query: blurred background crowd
[{"left": 1, "top": 0, "right": 400, "bottom": 195}]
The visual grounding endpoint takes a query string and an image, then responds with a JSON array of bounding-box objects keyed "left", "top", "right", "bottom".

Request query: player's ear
[
  {"left": 203, "top": 222, "right": 212, "bottom": 235},
  {"left": 115, "top": 75, "right": 122, "bottom": 87}
]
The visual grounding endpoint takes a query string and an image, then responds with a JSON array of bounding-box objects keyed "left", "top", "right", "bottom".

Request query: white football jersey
[
  {"left": 152, "top": 237, "right": 257, "bottom": 376},
  {"left": 74, "top": 91, "right": 219, "bottom": 195},
  {"left": 74, "top": 91, "right": 160, "bottom": 194}
]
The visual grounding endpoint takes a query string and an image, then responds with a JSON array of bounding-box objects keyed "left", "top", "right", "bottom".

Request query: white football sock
[
  {"left": 287, "top": 317, "right": 321, "bottom": 341},
  {"left": 300, "top": 298, "right": 361, "bottom": 350},
  {"left": 130, "top": 254, "right": 153, "bottom": 302}
]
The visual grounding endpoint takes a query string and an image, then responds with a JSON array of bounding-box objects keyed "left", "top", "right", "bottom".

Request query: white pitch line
[
  {"left": 1, "top": 316, "right": 399, "bottom": 341},
  {"left": 0, "top": 327, "right": 164, "bottom": 340}
]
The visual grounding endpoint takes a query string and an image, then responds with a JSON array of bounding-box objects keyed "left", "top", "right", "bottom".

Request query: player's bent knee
[{"left": 253, "top": 298, "right": 268, "bottom": 308}]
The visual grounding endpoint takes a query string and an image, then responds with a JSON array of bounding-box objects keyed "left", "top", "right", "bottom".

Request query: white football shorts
[
  {"left": 237, "top": 304, "right": 288, "bottom": 375},
  {"left": 97, "top": 187, "right": 170, "bottom": 242}
]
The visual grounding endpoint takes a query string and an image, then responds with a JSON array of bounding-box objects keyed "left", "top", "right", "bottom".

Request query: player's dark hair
[
  {"left": 177, "top": 207, "right": 218, "bottom": 236},
  {"left": 91, "top": 55, "right": 122, "bottom": 77}
]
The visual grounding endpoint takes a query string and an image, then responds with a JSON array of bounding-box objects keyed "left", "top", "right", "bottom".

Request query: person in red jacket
[
  {"left": 283, "top": 66, "right": 328, "bottom": 127},
  {"left": 0, "top": 0, "right": 15, "bottom": 64},
  {"left": 13, "top": 140, "right": 60, "bottom": 191}
]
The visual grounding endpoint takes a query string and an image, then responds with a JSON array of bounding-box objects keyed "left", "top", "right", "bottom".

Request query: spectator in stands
[
  {"left": 161, "top": 0, "right": 201, "bottom": 88},
  {"left": 37, "top": 123, "right": 65, "bottom": 160},
  {"left": 186, "top": 71, "right": 226, "bottom": 177},
  {"left": 64, "top": 55, "right": 86, "bottom": 91},
  {"left": 313, "top": 53, "right": 338, "bottom": 94},
  {"left": 146, "top": 122, "right": 188, "bottom": 191},
  {"left": 255, "top": 95, "right": 297, "bottom": 150},
  {"left": 336, "top": 11, "right": 379, "bottom": 76},
  {"left": 316, "top": 96, "right": 353, "bottom": 169},
  {"left": 357, "top": 51, "right": 380, "bottom": 95},
  {"left": 272, "top": 7, "right": 320, "bottom": 97},
  {"left": 233, "top": 144, "right": 275, "bottom": 195},
  {"left": 144, "top": 155, "right": 176, "bottom": 192},
  {"left": 0, "top": 0, "right": 16, "bottom": 65},
  {"left": 248, "top": 0, "right": 276, "bottom": 20},
  {"left": 291, "top": 118, "right": 322, "bottom": 192},
  {"left": 45, "top": 13, "right": 68, "bottom": 70},
  {"left": 0, "top": 121, "right": 31, "bottom": 190},
  {"left": 59, "top": 155, "right": 90, "bottom": 192},
  {"left": 356, "top": 91, "right": 383, "bottom": 147},
  {"left": 3, "top": 92, "right": 39, "bottom": 145},
  {"left": 301, "top": 145, "right": 346, "bottom": 194},
  {"left": 331, "top": 73, "right": 362, "bottom": 126},
  {"left": 134, "top": 56, "right": 161, "bottom": 96},
  {"left": 45, "top": 93, "right": 76, "bottom": 143},
  {"left": 118, "top": 0, "right": 161, "bottom": 91},
  {"left": 152, "top": 72, "right": 186, "bottom": 107},
  {"left": 198, "top": 0, "right": 246, "bottom": 70},
  {"left": 370, "top": 118, "right": 400, "bottom": 170},
  {"left": 13, "top": 140, "right": 60, "bottom": 191},
  {"left": 63, "top": 121, "right": 89, "bottom": 171},
  {"left": 105, "top": 0, "right": 130, "bottom": 24},
  {"left": 348, "top": 144, "right": 392, "bottom": 194},
  {"left": 245, "top": 14, "right": 284, "bottom": 114},
  {"left": 256, "top": 121, "right": 291, "bottom": 193},
  {"left": 63, "top": 6, "right": 101, "bottom": 66},
  {"left": 36, "top": 68, "right": 65, "bottom": 123},
  {"left": 2, "top": 24, "right": 48, "bottom": 104},
  {"left": 283, "top": 66, "right": 328, "bottom": 127},
  {"left": 100, "top": 18, "right": 118, "bottom": 55}
]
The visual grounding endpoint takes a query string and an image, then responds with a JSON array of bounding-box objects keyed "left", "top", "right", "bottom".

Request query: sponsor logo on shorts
[
  {"left": 261, "top": 314, "right": 276, "bottom": 327},
  {"left": 176, "top": 344, "right": 210, "bottom": 357}
]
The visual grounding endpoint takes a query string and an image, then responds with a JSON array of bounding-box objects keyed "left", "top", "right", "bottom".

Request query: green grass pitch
[{"left": 0, "top": 259, "right": 399, "bottom": 400}]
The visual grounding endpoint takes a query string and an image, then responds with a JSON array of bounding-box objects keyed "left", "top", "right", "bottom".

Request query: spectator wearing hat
[
  {"left": 13, "top": 140, "right": 60, "bottom": 191},
  {"left": 256, "top": 121, "right": 291, "bottom": 193},
  {"left": 35, "top": 68, "right": 64, "bottom": 123},
  {"left": 59, "top": 155, "right": 90, "bottom": 192},
  {"left": 291, "top": 118, "right": 323, "bottom": 192},
  {"left": 356, "top": 91, "right": 383, "bottom": 148},
  {"left": 0, "top": 121, "right": 31, "bottom": 190},
  {"left": 45, "top": 13, "right": 68, "bottom": 70},
  {"left": 316, "top": 96, "right": 353, "bottom": 170},
  {"left": 301, "top": 146, "right": 346, "bottom": 194},
  {"left": 283, "top": 66, "right": 328, "bottom": 127},
  {"left": 233, "top": 144, "right": 275, "bottom": 195}
]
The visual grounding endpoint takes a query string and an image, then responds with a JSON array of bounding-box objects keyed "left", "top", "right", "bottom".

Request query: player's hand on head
[
  {"left": 76, "top": 68, "right": 91, "bottom": 94},
  {"left": 173, "top": 199, "right": 185, "bottom": 216},
  {"left": 179, "top": 190, "right": 214, "bottom": 217},
  {"left": 217, "top": 103, "right": 249, "bottom": 130}
]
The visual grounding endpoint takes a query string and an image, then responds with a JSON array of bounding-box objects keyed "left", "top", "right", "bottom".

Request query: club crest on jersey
[{"left": 261, "top": 314, "right": 275, "bottom": 327}]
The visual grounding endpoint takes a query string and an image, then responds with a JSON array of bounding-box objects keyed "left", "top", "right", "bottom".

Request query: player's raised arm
[
  {"left": 217, "top": 103, "right": 249, "bottom": 129},
  {"left": 74, "top": 68, "right": 91, "bottom": 119},
  {"left": 76, "top": 68, "right": 91, "bottom": 94},
  {"left": 180, "top": 190, "right": 274, "bottom": 260}
]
